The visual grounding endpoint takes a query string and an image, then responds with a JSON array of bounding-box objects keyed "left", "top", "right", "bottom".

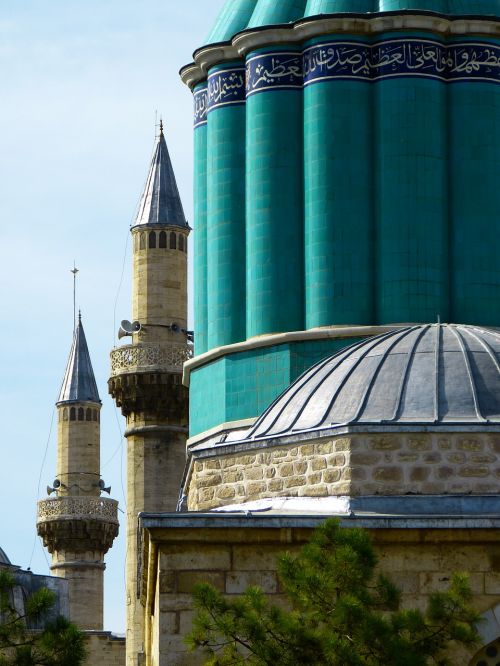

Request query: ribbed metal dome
[
  {"left": 247, "top": 324, "right": 500, "bottom": 440},
  {"left": 206, "top": 0, "right": 499, "bottom": 41}
]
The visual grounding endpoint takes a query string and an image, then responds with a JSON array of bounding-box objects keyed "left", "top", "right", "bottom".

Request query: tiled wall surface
[{"left": 189, "top": 337, "right": 362, "bottom": 434}]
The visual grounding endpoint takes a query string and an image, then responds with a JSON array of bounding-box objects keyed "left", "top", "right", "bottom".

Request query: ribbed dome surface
[
  {"left": 247, "top": 324, "right": 500, "bottom": 440},
  {"left": 206, "top": 0, "right": 499, "bottom": 41}
]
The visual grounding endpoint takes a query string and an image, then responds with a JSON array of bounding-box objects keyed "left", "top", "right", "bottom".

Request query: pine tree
[
  {"left": 187, "top": 519, "right": 481, "bottom": 665},
  {"left": 0, "top": 570, "right": 86, "bottom": 666}
]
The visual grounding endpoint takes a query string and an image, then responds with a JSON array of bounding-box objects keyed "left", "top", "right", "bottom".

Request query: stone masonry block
[
  {"left": 226, "top": 571, "right": 278, "bottom": 594},
  {"left": 323, "top": 469, "right": 341, "bottom": 483},
  {"left": 216, "top": 486, "right": 236, "bottom": 500},
  {"left": 457, "top": 439, "right": 483, "bottom": 452},
  {"left": 232, "top": 546, "right": 295, "bottom": 571},
  {"left": 284, "top": 476, "right": 307, "bottom": 489},
  {"left": 409, "top": 467, "right": 430, "bottom": 482},
  {"left": 373, "top": 467, "right": 403, "bottom": 482},
  {"left": 247, "top": 481, "right": 267, "bottom": 495},
  {"left": 246, "top": 467, "right": 264, "bottom": 480},
  {"left": 197, "top": 474, "right": 222, "bottom": 488},
  {"left": 159, "top": 611, "right": 179, "bottom": 635},
  {"left": 160, "top": 546, "right": 231, "bottom": 571},
  {"left": 300, "top": 484, "right": 328, "bottom": 497},
  {"left": 177, "top": 571, "right": 225, "bottom": 594},
  {"left": 327, "top": 454, "right": 346, "bottom": 466},
  {"left": 268, "top": 478, "right": 284, "bottom": 492},
  {"left": 371, "top": 437, "right": 402, "bottom": 451},
  {"left": 315, "top": 441, "right": 334, "bottom": 454},
  {"left": 459, "top": 466, "right": 490, "bottom": 477},
  {"left": 311, "top": 458, "right": 327, "bottom": 471},
  {"left": 294, "top": 461, "right": 307, "bottom": 474},
  {"left": 407, "top": 438, "right": 432, "bottom": 451}
]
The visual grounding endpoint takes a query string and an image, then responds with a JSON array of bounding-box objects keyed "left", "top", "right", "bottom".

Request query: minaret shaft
[{"left": 56, "top": 402, "right": 101, "bottom": 496}]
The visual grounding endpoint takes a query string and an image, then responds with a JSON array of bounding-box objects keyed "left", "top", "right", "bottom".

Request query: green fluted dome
[
  {"left": 206, "top": 0, "right": 499, "bottom": 41},
  {"left": 205, "top": 0, "right": 258, "bottom": 45}
]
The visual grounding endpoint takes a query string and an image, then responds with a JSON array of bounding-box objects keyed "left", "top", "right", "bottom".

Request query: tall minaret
[
  {"left": 37, "top": 314, "right": 118, "bottom": 630},
  {"left": 108, "top": 123, "right": 190, "bottom": 665}
]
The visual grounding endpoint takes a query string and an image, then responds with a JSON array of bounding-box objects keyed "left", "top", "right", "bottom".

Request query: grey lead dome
[{"left": 247, "top": 324, "right": 500, "bottom": 440}]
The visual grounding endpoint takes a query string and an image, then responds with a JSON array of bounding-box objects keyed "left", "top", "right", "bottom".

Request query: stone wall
[
  {"left": 141, "top": 521, "right": 500, "bottom": 666},
  {"left": 84, "top": 632, "right": 125, "bottom": 666},
  {"left": 188, "top": 432, "right": 500, "bottom": 510}
]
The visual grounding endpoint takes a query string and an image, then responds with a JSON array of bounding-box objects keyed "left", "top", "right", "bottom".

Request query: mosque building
[
  {"left": 130, "top": 1, "right": 500, "bottom": 664},
  {"left": 12, "top": 1, "right": 500, "bottom": 665}
]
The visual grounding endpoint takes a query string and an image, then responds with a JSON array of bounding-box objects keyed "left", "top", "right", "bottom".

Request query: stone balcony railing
[
  {"left": 37, "top": 497, "right": 119, "bottom": 525},
  {"left": 109, "top": 342, "right": 192, "bottom": 377}
]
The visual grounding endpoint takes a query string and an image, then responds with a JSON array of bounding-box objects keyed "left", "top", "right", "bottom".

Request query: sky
[{"left": 0, "top": 0, "right": 227, "bottom": 632}]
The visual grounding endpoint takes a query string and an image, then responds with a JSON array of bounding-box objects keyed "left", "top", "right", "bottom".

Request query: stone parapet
[
  {"left": 37, "top": 497, "right": 118, "bottom": 523},
  {"left": 110, "top": 343, "right": 192, "bottom": 378},
  {"left": 187, "top": 432, "right": 500, "bottom": 511}
]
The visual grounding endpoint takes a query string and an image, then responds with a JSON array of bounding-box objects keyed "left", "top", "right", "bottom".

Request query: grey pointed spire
[
  {"left": 58, "top": 314, "right": 100, "bottom": 404},
  {"left": 134, "top": 123, "right": 187, "bottom": 228}
]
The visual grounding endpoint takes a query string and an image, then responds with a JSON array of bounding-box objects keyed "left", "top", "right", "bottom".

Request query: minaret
[
  {"left": 37, "top": 314, "right": 118, "bottom": 630},
  {"left": 108, "top": 123, "right": 190, "bottom": 664}
]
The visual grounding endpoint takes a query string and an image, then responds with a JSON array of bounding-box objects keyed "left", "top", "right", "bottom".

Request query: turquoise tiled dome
[{"left": 206, "top": 0, "right": 499, "bottom": 41}]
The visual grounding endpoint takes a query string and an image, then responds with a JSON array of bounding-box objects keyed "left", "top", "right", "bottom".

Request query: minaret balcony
[
  {"left": 37, "top": 497, "right": 119, "bottom": 554},
  {"left": 109, "top": 342, "right": 192, "bottom": 377},
  {"left": 37, "top": 496, "right": 118, "bottom": 525}
]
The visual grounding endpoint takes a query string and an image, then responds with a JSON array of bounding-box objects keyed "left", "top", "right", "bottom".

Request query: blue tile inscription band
[
  {"left": 303, "top": 39, "right": 500, "bottom": 84},
  {"left": 194, "top": 38, "right": 500, "bottom": 120},
  {"left": 207, "top": 68, "right": 246, "bottom": 112},
  {"left": 246, "top": 52, "right": 303, "bottom": 96},
  {"left": 193, "top": 86, "right": 207, "bottom": 128}
]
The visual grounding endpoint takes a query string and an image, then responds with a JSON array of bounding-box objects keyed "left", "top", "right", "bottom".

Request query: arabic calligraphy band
[{"left": 194, "top": 38, "right": 500, "bottom": 120}]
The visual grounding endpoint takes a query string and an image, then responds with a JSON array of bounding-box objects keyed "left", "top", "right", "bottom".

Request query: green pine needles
[
  {"left": 0, "top": 570, "right": 86, "bottom": 666},
  {"left": 187, "top": 519, "right": 481, "bottom": 665}
]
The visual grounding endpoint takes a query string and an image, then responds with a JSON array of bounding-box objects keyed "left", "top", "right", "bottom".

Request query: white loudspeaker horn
[{"left": 118, "top": 319, "right": 141, "bottom": 339}]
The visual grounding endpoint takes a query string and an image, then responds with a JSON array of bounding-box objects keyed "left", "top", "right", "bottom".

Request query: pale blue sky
[{"left": 0, "top": 0, "right": 226, "bottom": 632}]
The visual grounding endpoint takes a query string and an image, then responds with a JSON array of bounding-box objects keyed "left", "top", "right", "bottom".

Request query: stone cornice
[{"left": 180, "top": 11, "right": 500, "bottom": 89}]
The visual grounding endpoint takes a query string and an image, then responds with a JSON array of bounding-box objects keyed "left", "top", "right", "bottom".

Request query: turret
[
  {"left": 37, "top": 314, "right": 118, "bottom": 630},
  {"left": 108, "top": 124, "right": 190, "bottom": 665}
]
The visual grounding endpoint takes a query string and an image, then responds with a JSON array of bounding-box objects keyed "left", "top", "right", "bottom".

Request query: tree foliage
[
  {"left": 187, "top": 519, "right": 481, "bottom": 665},
  {"left": 0, "top": 570, "right": 86, "bottom": 666}
]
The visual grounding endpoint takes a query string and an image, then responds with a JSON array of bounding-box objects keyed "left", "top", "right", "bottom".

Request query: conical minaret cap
[
  {"left": 58, "top": 315, "right": 100, "bottom": 404},
  {"left": 133, "top": 124, "right": 188, "bottom": 228}
]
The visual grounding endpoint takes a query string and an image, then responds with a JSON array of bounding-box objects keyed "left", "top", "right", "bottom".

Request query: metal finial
[
  {"left": 159, "top": 118, "right": 164, "bottom": 135},
  {"left": 78, "top": 310, "right": 82, "bottom": 322},
  {"left": 71, "top": 263, "right": 79, "bottom": 334}
]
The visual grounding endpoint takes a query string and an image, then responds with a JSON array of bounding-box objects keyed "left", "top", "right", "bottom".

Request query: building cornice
[{"left": 180, "top": 11, "right": 500, "bottom": 89}]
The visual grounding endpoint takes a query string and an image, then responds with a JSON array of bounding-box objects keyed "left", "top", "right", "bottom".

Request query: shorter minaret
[{"left": 37, "top": 314, "right": 118, "bottom": 630}]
